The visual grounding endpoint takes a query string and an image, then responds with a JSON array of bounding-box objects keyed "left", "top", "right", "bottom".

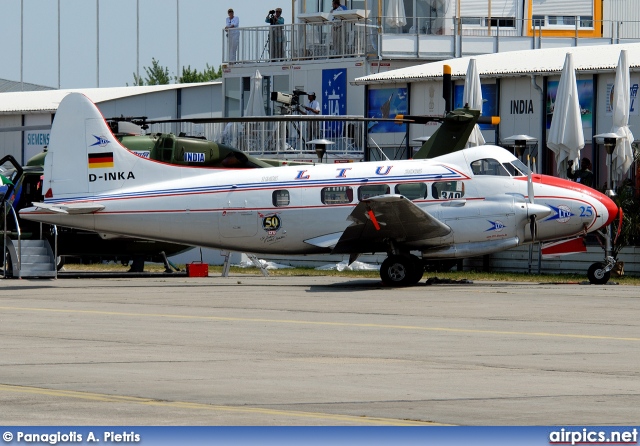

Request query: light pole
[
  {"left": 503, "top": 134, "right": 538, "bottom": 170},
  {"left": 594, "top": 132, "right": 619, "bottom": 198},
  {"left": 503, "top": 134, "right": 540, "bottom": 273},
  {"left": 594, "top": 132, "right": 620, "bottom": 261}
]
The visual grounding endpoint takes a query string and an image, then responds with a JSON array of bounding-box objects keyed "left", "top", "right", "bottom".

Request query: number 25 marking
[{"left": 580, "top": 206, "right": 593, "bottom": 217}]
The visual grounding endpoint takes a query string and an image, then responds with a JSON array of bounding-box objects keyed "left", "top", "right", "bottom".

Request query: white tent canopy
[
  {"left": 462, "top": 58, "right": 485, "bottom": 147},
  {"left": 609, "top": 49, "right": 635, "bottom": 185},
  {"left": 385, "top": 0, "right": 407, "bottom": 28},
  {"left": 547, "top": 53, "right": 584, "bottom": 175},
  {"left": 244, "top": 69, "right": 266, "bottom": 117}
]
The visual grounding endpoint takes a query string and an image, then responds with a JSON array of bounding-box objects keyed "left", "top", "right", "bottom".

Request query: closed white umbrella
[
  {"left": 547, "top": 53, "right": 584, "bottom": 176},
  {"left": 244, "top": 69, "right": 266, "bottom": 117},
  {"left": 243, "top": 70, "right": 267, "bottom": 152},
  {"left": 463, "top": 58, "right": 485, "bottom": 147},
  {"left": 610, "top": 49, "right": 635, "bottom": 184},
  {"left": 385, "top": 0, "right": 407, "bottom": 29}
]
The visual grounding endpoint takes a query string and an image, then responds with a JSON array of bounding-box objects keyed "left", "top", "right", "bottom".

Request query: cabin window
[
  {"left": 395, "top": 183, "right": 428, "bottom": 200},
  {"left": 358, "top": 184, "right": 389, "bottom": 201},
  {"left": 432, "top": 181, "right": 465, "bottom": 200},
  {"left": 321, "top": 186, "right": 353, "bottom": 205},
  {"left": 470, "top": 158, "right": 510, "bottom": 176},
  {"left": 272, "top": 190, "right": 290, "bottom": 207}
]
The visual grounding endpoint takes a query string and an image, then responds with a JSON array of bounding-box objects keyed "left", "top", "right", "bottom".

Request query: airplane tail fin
[{"left": 43, "top": 93, "right": 147, "bottom": 202}]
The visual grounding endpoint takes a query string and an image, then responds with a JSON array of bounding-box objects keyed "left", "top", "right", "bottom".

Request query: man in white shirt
[
  {"left": 299, "top": 92, "right": 321, "bottom": 140},
  {"left": 300, "top": 92, "right": 320, "bottom": 115},
  {"left": 225, "top": 8, "right": 240, "bottom": 62}
]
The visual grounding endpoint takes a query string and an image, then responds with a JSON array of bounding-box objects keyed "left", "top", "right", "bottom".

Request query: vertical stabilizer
[{"left": 44, "top": 93, "right": 142, "bottom": 201}]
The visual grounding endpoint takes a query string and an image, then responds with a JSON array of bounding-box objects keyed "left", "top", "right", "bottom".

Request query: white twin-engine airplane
[{"left": 21, "top": 93, "right": 618, "bottom": 285}]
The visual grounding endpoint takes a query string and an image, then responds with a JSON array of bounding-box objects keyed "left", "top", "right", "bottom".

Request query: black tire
[
  {"left": 4, "top": 249, "right": 13, "bottom": 278},
  {"left": 409, "top": 254, "right": 424, "bottom": 284},
  {"left": 587, "top": 262, "right": 610, "bottom": 285},
  {"left": 128, "top": 256, "right": 145, "bottom": 273},
  {"left": 56, "top": 256, "right": 65, "bottom": 271},
  {"left": 380, "top": 255, "right": 415, "bottom": 287}
]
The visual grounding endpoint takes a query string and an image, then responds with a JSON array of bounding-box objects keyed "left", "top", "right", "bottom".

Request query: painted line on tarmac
[
  {"left": 2, "top": 306, "right": 639, "bottom": 342},
  {"left": 0, "top": 384, "right": 445, "bottom": 426}
]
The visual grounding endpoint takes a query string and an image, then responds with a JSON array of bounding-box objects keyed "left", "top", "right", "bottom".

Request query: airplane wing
[
  {"left": 331, "top": 194, "right": 451, "bottom": 254},
  {"left": 28, "top": 202, "right": 105, "bottom": 215}
]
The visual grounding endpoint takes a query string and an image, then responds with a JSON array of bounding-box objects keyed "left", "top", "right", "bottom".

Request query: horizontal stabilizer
[{"left": 30, "top": 202, "right": 105, "bottom": 215}]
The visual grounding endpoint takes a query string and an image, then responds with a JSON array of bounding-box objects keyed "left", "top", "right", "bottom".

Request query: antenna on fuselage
[{"left": 369, "top": 138, "right": 390, "bottom": 161}]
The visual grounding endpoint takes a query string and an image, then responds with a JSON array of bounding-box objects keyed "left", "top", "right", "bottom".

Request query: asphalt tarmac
[{"left": 1, "top": 274, "right": 638, "bottom": 425}]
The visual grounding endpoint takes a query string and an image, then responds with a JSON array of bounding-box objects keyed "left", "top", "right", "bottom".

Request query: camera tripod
[{"left": 260, "top": 36, "right": 270, "bottom": 60}]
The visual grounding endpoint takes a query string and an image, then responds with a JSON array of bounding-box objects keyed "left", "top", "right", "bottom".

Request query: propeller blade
[
  {"left": 529, "top": 215, "right": 537, "bottom": 243},
  {"left": 527, "top": 155, "right": 534, "bottom": 204}
]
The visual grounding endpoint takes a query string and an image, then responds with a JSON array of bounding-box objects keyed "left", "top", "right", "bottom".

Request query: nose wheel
[
  {"left": 587, "top": 262, "right": 611, "bottom": 285},
  {"left": 587, "top": 256, "right": 616, "bottom": 284}
]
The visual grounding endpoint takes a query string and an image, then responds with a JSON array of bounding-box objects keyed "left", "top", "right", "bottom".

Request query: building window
[
  {"left": 532, "top": 15, "right": 545, "bottom": 27},
  {"left": 461, "top": 17, "right": 482, "bottom": 26},
  {"left": 395, "top": 183, "right": 428, "bottom": 200},
  {"left": 542, "top": 15, "right": 593, "bottom": 28},
  {"left": 272, "top": 190, "right": 290, "bottom": 207},
  {"left": 358, "top": 184, "right": 390, "bottom": 201},
  {"left": 321, "top": 186, "right": 353, "bottom": 205},
  {"left": 484, "top": 17, "right": 515, "bottom": 28},
  {"left": 580, "top": 16, "right": 593, "bottom": 27}
]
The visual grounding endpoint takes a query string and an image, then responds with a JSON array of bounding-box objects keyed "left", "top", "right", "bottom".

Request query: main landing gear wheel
[
  {"left": 380, "top": 255, "right": 423, "bottom": 287},
  {"left": 587, "top": 262, "right": 610, "bottom": 285},
  {"left": 409, "top": 254, "right": 424, "bottom": 284}
]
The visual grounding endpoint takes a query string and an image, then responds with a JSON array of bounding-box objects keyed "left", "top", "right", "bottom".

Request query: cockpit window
[
  {"left": 470, "top": 158, "right": 511, "bottom": 176},
  {"left": 510, "top": 159, "right": 531, "bottom": 176}
]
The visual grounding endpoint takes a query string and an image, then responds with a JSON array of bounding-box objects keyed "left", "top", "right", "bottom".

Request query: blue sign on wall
[{"left": 322, "top": 68, "right": 347, "bottom": 116}]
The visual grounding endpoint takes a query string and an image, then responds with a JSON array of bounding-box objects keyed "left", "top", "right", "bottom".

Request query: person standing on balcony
[
  {"left": 225, "top": 8, "right": 240, "bottom": 62},
  {"left": 266, "top": 8, "right": 285, "bottom": 60},
  {"left": 299, "top": 92, "right": 321, "bottom": 141},
  {"left": 330, "top": 0, "right": 348, "bottom": 55}
]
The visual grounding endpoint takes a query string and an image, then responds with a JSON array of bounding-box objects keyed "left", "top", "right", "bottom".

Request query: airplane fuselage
[
  {"left": 18, "top": 93, "right": 618, "bottom": 285},
  {"left": 24, "top": 155, "right": 614, "bottom": 258}
]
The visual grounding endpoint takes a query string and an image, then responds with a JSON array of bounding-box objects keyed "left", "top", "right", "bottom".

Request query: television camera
[{"left": 270, "top": 89, "right": 308, "bottom": 115}]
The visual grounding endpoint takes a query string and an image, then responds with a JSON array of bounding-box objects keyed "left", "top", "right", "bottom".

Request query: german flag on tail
[{"left": 88, "top": 152, "right": 114, "bottom": 169}]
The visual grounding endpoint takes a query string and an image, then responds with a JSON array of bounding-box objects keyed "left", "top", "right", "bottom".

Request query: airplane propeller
[
  {"left": 529, "top": 214, "right": 538, "bottom": 242},
  {"left": 527, "top": 155, "right": 538, "bottom": 242}
]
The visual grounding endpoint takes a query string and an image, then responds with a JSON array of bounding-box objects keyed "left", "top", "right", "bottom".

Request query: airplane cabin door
[{"left": 219, "top": 197, "right": 258, "bottom": 238}]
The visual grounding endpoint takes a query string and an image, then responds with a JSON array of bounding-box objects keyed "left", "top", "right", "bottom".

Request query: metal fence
[
  {"left": 222, "top": 17, "right": 640, "bottom": 63},
  {"left": 223, "top": 19, "right": 377, "bottom": 63},
  {"left": 149, "top": 118, "right": 367, "bottom": 161}
]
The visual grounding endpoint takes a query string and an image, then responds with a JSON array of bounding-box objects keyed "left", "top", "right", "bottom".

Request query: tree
[
  {"left": 131, "top": 60, "right": 222, "bottom": 85},
  {"left": 609, "top": 147, "right": 640, "bottom": 259},
  {"left": 177, "top": 64, "right": 222, "bottom": 83}
]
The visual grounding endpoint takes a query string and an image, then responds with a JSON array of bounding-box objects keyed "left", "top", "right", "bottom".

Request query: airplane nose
[{"left": 601, "top": 193, "right": 619, "bottom": 227}]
